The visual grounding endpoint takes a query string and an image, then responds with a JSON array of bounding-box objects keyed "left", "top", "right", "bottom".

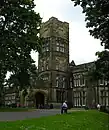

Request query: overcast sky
[{"left": 32, "top": 0, "right": 104, "bottom": 66}]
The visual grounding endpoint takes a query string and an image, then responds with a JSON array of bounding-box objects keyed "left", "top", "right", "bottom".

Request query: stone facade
[
  {"left": 4, "top": 17, "right": 109, "bottom": 108},
  {"left": 38, "top": 17, "right": 69, "bottom": 106},
  {"left": 69, "top": 61, "right": 109, "bottom": 108}
]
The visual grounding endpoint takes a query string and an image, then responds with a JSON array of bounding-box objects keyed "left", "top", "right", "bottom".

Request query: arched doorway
[{"left": 35, "top": 92, "right": 44, "bottom": 108}]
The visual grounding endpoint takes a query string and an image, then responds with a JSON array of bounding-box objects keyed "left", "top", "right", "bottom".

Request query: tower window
[
  {"left": 46, "top": 64, "right": 48, "bottom": 70},
  {"left": 56, "top": 46, "right": 59, "bottom": 51},
  {"left": 60, "top": 43, "right": 64, "bottom": 47},
  {"left": 60, "top": 47, "right": 64, "bottom": 52},
  {"left": 70, "top": 82, "right": 72, "bottom": 88},
  {"left": 99, "top": 79, "right": 104, "bottom": 85},
  {"left": 56, "top": 77, "right": 59, "bottom": 87},
  {"left": 43, "top": 77, "right": 48, "bottom": 81},
  {"left": 46, "top": 43, "right": 49, "bottom": 46},
  {"left": 42, "top": 67, "right": 44, "bottom": 71},
  {"left": 61, "top": 66, "right": 64, "bottom": 71},
  {"left": 63, "top": 77, "right": 65, "bottom": 88},
  {"left": 46, "top": 47, "right": 49, "bottom": 51},
  {"left": 43, "top": 48, "right": 46, "bottom": 52},
  {"left": 56, "top": 42, "right": 59, "bottom": 46},
  {"left": 56, "top": 64, "right": 59, "bottom": 70}
]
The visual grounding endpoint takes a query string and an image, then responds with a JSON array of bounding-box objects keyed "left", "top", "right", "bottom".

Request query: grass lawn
[
  {"left": 0, "top": 110, "right": 108, "bottom": 130},
  {"left": 0, "top": 108, "right": 36, "bottom": 112}
]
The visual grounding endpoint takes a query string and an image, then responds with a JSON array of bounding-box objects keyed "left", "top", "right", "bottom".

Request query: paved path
[
  {"left": 0, "top": 109, "right": 85, "bottom": 121},
  {"left": 0, "top": 109, "right": 61, "bottom": 121}
]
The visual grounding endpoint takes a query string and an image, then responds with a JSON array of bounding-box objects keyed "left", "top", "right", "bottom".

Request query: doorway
[{"left": 35, "top": 92, "right": 44, "bottom": 108}]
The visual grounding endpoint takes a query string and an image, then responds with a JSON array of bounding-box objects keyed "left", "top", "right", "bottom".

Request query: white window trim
[
  {"left": 60, "top": 43, "right": 64, "bottom": 47},
  {"left": 70, "top": 82, "right": 72, "bottom": 88},
  {"left": 99, "top": 79, "right": 104, "bottom": 85},
  {"left": 56, "top": 42, "right": 59, "bottom": 46},
  {"left": 63, "top": 77, "right": 65, "bottom": 88},
  {"left": 46, "top": 47, "right": 49, "bottom": 51},
  {"left": 42, "top": 67, "right": 44, "bottom": 71},
  {"left": 56, "top": 77, "right": 59, "bottom": 87},
  {"left": 74, "top": 80, "right": 76, "bottom": 87},
  {"left": 46, "top": 65, "right": 48, "bottom": 70},
  {"left": 60, "top": 47, "right": 64, "bottom": 52},
  {"left": 56, "top": 64, "right": 59, "bottom": 70},
  {"left": 56, "top": 46, "right": 59, "bottom": 51}
]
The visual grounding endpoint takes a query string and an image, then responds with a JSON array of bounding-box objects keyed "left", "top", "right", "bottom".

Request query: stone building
[
  {"left": 4, "top": 17, "right": 109, "bottom": 108},
  {"left": 69, "top": 61, "right": 109, "bottom": 108}
]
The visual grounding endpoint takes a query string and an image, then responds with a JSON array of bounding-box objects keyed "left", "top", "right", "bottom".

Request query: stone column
[
  {"left": 48, "top": 88, "right": 57, "bottom": 103},
  {"left": 44, "top": 95, "right": 47, "bottom": 104}
]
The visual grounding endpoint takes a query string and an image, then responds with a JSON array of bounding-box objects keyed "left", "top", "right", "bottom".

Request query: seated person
[{"left": 61, "top": 101, "right": 68, "bottom": 114}]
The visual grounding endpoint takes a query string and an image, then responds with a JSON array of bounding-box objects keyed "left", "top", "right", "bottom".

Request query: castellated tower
[{"left": 38, "top": 17, "right": 69, "bottom": 105}]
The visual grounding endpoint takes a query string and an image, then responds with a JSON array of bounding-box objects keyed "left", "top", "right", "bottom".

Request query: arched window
[{"left": 56, "top": 76, "right": 59, "bottom": 87}]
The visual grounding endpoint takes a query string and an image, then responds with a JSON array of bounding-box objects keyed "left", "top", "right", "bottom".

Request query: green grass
[
  {"left": 0, "top": 110, "right": 108, "bottom": 130},
  {"left": 0, "top": 108, "right": 35, "bottom": 112}
]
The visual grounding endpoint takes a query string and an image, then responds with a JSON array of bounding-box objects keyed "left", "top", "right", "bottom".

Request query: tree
[
  {"left": 85, "top": 51, "right": 109, "bottom": 107},
  {"left": 71, "top": 0, "right": 109, "bottom": 49},
  {"left": 85, "top": 63, "right": 101, "bottom": 107},
  {"left": 95, "top": 50, "right": 109, "bottom": 81},
  {"left": 71, "top": 0, "right": 109, "bottom": 91},
  {"left": 95, "top": 50, "right": 109, "bottom": 106},
  {"left": 7, "top": 63, "right": 38, "bottom": 89},
  {"left": 0, "top": 0, "right": 43, "bottom": 89}
]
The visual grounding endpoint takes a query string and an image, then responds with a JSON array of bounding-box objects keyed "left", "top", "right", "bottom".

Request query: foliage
[
  {"left": 85, "top": 61, "right": 106, "bottom": 86},
  {"left": 28, "top": 89, "right": 34, "bottom": 99},
  {"left": 95, "top": 50, "right": 109, "bottom": 81},
  {"left": 0, "top": 111, "right": 108, "bottom": 130},
  {"left": 0, "top": 0, "right": 43, "bottom": 89},
  {"left": 71, "top": 0, "right": 109, "bottom": 83},
  {"left": 71, "top": 0, "right": 109, "bottom": 49},
  {"left": 86, "top": 51, "right": 109, "bottom": 83},
  {"left": 7, "top": 64, "right": 38, "bottom": 89},
  {"left": 22, "top": 89, "right": 28, "bottom": 97},
  {"left": 86, "top": 62, "right": 100, "bottom": 83},
  {"left": 30, "top": 71, "right": 47, "bottom": 88}
]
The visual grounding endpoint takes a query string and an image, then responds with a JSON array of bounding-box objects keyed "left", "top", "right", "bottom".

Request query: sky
[{"left": 31, "top": 0, "right": 104, "bottom": 67}]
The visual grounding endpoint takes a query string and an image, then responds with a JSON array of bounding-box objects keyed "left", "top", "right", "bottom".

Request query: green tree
[
  {"left": 95, "top": 50, "right": 109, "bottom": 81},
  {"left": 95, "top": 50, "right": 109, "bottom": 105},
  {"left": 7, "top": 64, "right": 38, "bottom": 89},
  {"left": 85, "top": 63, "right": 102, "bottom": 107},
  {"left": 0, "top": 0, "right": 43, "bottom": 89},
  {"left": 71, "top": 0, "right": 109, "bottom": 91},
  {"left": 71, "top": 0, "right": 109, "bottom": 49}
]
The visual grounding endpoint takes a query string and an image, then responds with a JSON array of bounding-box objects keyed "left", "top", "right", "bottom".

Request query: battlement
[
  {"left": 42, "top": 17, "right": 69, "bottom": 28},
  {"left": 49, "top": 17, "right": 58, "bottom": 21},
  {"left": 40, "top": 17, "right": 69, "bottom": 39}
]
